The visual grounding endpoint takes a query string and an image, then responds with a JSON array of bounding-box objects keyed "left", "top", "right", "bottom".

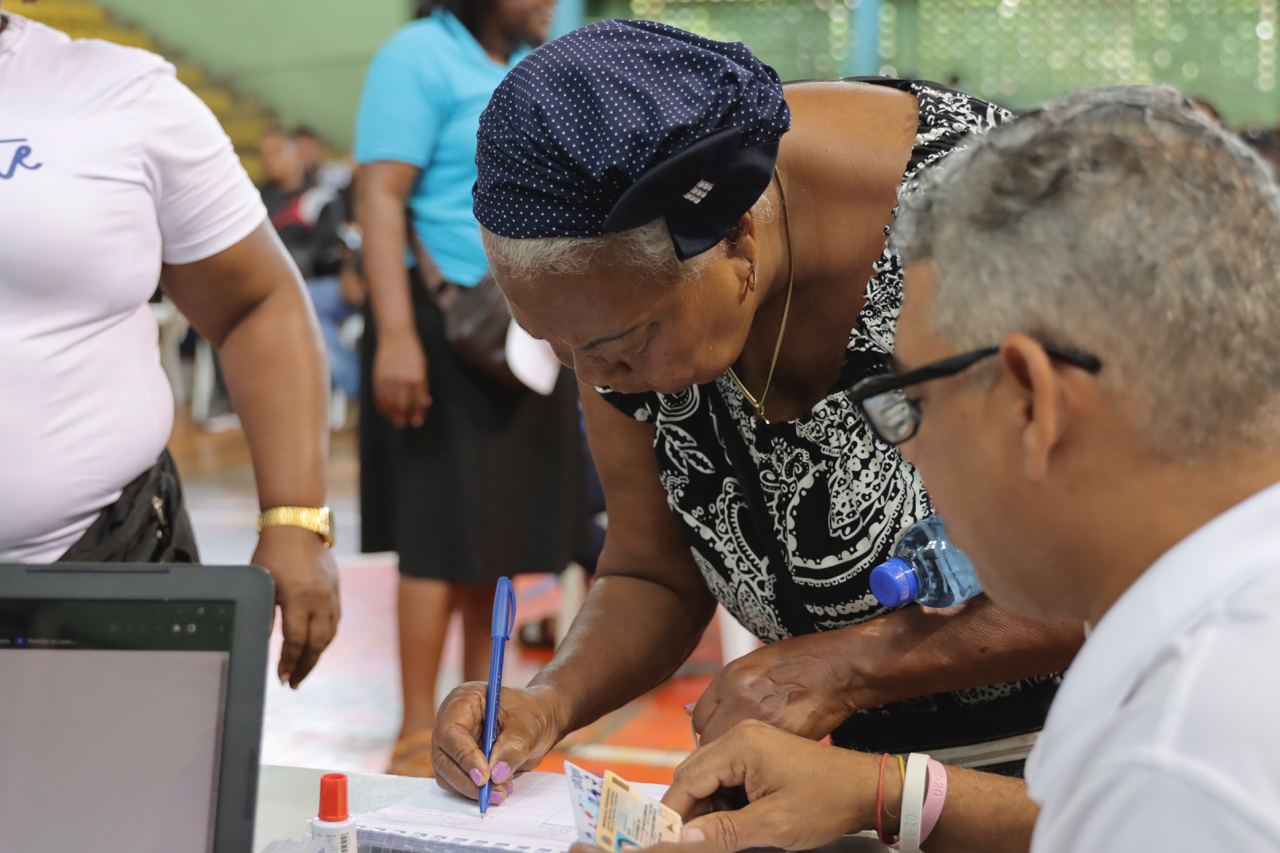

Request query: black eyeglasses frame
[{"left": 849, "top": 342, "right": 1104, "bottom": 445}]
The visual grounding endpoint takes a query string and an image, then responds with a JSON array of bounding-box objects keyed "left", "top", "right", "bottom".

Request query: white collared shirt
[{"left": 1026, "top": 480, "right": 1280, "bottom": 851}]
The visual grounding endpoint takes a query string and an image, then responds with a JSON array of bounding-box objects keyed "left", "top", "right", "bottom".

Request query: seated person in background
[
  {"left": 259, "top": 128, "right": 360, "bottom": 399},
  {"left": 295, "top": 124, "right": 354, "bottom": 194},
  {"left": 607, "top": 86, "right": 1280, "bottom": 852}
]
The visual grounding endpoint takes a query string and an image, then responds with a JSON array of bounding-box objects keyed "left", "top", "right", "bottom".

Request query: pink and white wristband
[{"left": 893, "top": 754, "right": 948, "bottom": 852}]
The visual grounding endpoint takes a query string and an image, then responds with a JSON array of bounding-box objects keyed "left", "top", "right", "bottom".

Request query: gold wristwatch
[{"left": 257, "top": 506, "right": 335, "bottom": 548}]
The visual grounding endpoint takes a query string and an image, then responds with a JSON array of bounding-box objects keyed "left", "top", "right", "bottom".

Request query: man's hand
[
  {"left": 252, "top": 525, "right": 340, "bottom": 688},
  {"left": 662, "top": 720, "right": 883, "bottom": 851},
  {"left": 691, "top": 630, "right": 857, "bottom": 744}
]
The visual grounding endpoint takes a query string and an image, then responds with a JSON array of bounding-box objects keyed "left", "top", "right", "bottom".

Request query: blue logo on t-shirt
[{"left": 1, "top": 138, "right": 42, "bottom": 180}]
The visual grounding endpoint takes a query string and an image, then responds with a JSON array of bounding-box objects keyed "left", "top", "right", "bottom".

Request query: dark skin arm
[
  {"left": 161, "top": 222, "right": 339, "bottom": 687},
  {"left": 692, "top": 595, "right": 1083, "bottom": 743},
  {"left": 848, "top": 598, "right": 1082, "bottom": 706},
  {"left": 695, "top": 85, "right": 1082, "bottom": 744},
  {"left": 355, "top": 160, "right": 432, "bottom": 428},
  {"left": 530, "top": 384, "right": 720, "bottom": 730},
  {"left": 432, "top": 385, "right": 1082, "bottom": 786},
  {"left": 431, "top": 382, "right": 719, "bottom": 796}
]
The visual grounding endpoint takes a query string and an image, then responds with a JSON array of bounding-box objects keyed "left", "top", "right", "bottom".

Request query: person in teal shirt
[
  {"left": 356, "top": 5, "right": 535, "bottom": 286},
  {"left": 353, "top": 0, "right": 583, "bottom": 781}
]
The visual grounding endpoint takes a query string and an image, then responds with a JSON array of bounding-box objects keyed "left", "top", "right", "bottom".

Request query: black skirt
[{"left": 359, "top": 273, "right": 586, "bottom": 583}]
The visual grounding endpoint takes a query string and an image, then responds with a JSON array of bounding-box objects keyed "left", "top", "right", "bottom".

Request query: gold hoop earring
[{"left": 743, "top": 264, "right": 757, "bottom": 294}]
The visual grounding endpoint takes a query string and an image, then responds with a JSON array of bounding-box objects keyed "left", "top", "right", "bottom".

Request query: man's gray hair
[
  {"left": 481, "top": 195, "right": 774, "bottom": 282},
  {"left": 892, "top": 85, "right": 1280, "bottom": 452}
]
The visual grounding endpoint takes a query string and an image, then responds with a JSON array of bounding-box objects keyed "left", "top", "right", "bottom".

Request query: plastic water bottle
[{"left": 869, "top": 515, "right": 983, "bottom": 609}]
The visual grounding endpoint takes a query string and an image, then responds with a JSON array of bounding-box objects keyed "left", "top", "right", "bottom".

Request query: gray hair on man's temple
[{"left": 892, "top": 85, "right": 1280, "bottom": 454}]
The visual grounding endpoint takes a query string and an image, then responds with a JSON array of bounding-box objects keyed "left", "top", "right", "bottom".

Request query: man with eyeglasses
[{"left": 589, "top": 86, "right": 1280, "bottom": 852}]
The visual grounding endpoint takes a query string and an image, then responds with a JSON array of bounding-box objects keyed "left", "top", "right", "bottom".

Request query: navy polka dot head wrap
[{"left": 473, "top": 19, "right": 791, "bottom": 261}]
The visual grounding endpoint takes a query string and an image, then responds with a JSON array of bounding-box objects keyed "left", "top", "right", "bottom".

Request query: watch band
[{"left": 257, "top": 506, "right": 334, "bottom": 548}]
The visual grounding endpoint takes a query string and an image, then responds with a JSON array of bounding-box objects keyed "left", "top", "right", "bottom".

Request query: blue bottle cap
[{"left": 870, "top": 557, "right": 920, "bottom": 609}]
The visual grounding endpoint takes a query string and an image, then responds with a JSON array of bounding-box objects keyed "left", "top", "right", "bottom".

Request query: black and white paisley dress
[{"left": 600, "top": 78, "right": 1059, "bottom": 761}]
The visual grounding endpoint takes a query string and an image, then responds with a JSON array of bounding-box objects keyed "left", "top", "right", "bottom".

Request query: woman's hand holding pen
[
  {"left": 432, "top": 683, "right": 569, "bottom": 802},
  {"left": 660, "top": 720, "right": 885, "bottom": 852}
]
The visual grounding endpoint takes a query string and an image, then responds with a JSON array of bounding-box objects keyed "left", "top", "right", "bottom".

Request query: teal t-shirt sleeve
[{"left": 353, "top": 42, "right": 447, "bottom": 168}]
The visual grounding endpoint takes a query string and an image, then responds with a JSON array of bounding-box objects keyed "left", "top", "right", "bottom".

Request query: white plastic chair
[
  {"left": 149, "top": 298, "right": 190, "bottom": 404},
  {"left": 190, "top": 337, "right": 216, "bottom": 425}
]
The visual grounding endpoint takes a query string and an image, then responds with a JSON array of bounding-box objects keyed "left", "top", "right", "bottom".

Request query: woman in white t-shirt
[{"left": 0, "top": 7, "right": 340, "bottom": 687}]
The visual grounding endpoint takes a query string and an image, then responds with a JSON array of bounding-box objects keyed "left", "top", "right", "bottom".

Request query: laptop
[{"left": 0, "top": 563, "right": 273, "bottom": 853}]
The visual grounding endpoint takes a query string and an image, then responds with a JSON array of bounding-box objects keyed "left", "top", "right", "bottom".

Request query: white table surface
[
  {"left": 254, "top": 765, "right": 889, "bottom": 853},
  {"left": 255, "top": 765, "right": 430, "bottom": 850}
]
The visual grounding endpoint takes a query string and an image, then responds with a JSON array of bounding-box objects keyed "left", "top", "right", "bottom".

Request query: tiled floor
[{"left": 171, "top": 414, "right": 721, "bottom": 784}]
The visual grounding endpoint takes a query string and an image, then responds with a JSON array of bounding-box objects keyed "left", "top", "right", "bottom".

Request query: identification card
[{"left": 593, "top": 770, "right": 682, "bottom": 851}]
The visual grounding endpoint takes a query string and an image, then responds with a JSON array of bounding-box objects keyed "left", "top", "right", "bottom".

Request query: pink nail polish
[
  {"left": 469, "top": 768, "right": 485, "bottom": 786},
  {"left": 492, "top": 761, "right": 512, "bottom": 783},
  {"left": 684, "top": 702, "right": 696, "bottom": 714}
]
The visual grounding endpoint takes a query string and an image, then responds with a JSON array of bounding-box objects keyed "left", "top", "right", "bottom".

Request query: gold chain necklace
[{"left": 726, "top": 170, "right": 795, "bottom": 425}]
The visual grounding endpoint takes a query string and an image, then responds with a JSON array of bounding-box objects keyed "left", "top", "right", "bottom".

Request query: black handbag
[
  {"left": 58, "top": 451, "right": 200, "bottom": 563},
  {"left": 412, "top": 235, "right": 521, "bottom": 388}
]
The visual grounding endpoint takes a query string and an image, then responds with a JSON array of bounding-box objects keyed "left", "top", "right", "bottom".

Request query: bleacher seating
[{"left": 18, "top": 0, "right": 274, "bottom": 184}]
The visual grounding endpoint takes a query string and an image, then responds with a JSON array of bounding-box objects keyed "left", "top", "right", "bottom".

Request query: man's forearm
[
  {"left": 873, "top": 762, "right": 1036, "bottom": 853},
  {"left": 841, "top": 597, "right": 1083, "bottom": 709}
]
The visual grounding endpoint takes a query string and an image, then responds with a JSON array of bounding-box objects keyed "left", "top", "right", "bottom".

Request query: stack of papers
[
  {"left": 355, "top": 769, "right": 667, "bottom": 853},
  {"left": 259, "top": 840, "right": 325, "bottom": 853}
]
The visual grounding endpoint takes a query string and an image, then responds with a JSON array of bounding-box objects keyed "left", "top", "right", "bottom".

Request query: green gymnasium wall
[
  {"left": 94, "top": 0, "right": 411, "bottom": 148},
  {"left": 589, "top": 0, "right": 1280, "bottom": 126},
  {"left": 889, "top": 0, "right": 1280, "bottom": 124},
  {"left": 96, "top": 0, "right": 1280, "bottom": 145},
  {"left": 590, "top": 0, "right": 859, "bottom": 81}
]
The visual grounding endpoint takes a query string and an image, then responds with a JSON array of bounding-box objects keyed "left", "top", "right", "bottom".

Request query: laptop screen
[{"left": 0, "top": 599, "right": 235, "bottom": 853}]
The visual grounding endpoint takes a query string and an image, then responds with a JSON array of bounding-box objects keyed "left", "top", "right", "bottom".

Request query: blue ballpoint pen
[{"left": 479, "top": 576, "right": 516, "bottom": 817}]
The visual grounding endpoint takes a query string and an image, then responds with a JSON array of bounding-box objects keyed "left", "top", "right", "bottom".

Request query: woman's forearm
[
  {"left": 356, "top": 178, "right": 416, "bottom": 338},
  {"left": 162, "top": 225, "right": 329, "bottom": 509},
  {"left": 219, "top": 283, "right": 329, "bottom": 509},
  {"left": 841, "top": 597, "right": 1083, "bottom": 709},
  {"left": 531, "top": 572, "right": 717, "bottom": 736}
]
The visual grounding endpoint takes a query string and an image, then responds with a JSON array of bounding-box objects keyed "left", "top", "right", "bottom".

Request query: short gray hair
[
  {"left": 481, "top": 195, "right": 774, "bottom": 283},
  {"left": 893, "top": 85, "right": 1280, "bottom": 452}
]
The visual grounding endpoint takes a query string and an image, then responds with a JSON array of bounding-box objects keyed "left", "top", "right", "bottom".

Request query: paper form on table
[{"left": 355, "top": 770, "right": 667, "bottom": 853}]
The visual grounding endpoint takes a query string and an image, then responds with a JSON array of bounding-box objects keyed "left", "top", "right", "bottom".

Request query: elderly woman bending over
[{"left": 432, "top": 20, "right": 1083, "bottom": 797}]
